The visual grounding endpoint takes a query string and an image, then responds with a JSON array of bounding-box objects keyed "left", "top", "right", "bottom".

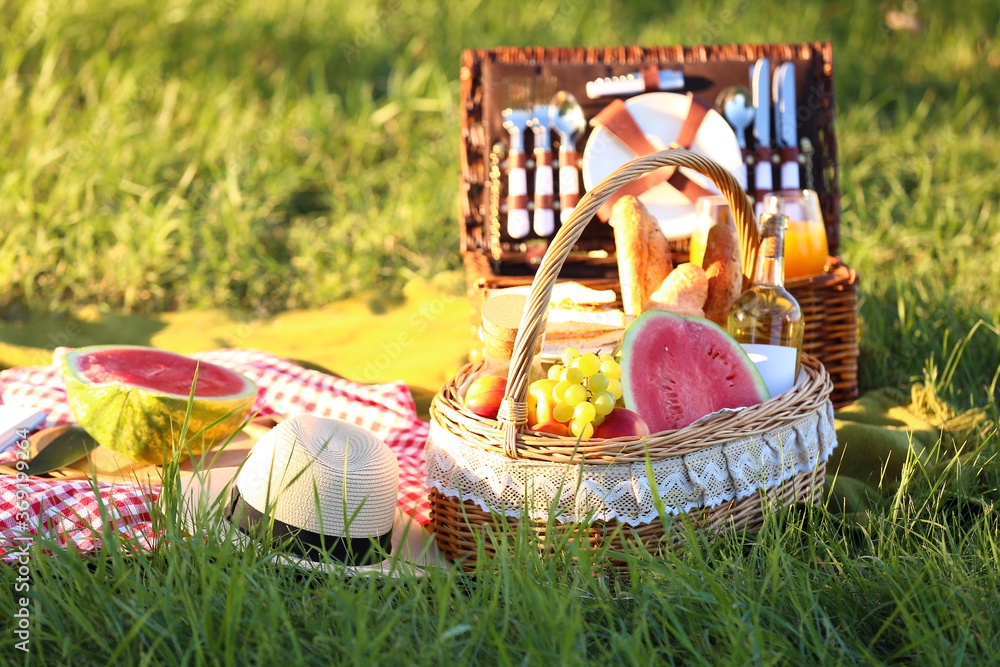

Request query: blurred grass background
[{"left": 0, "top": 0, "right": 998, "bottom": 404}]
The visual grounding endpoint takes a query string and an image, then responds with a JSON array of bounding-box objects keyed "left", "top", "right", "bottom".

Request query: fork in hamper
[
  {"left": 501, "top": 78, "right": 533, "bottom": 239},
  {"left": 529, "top": 75, "right": 557, "bottom": 237}
]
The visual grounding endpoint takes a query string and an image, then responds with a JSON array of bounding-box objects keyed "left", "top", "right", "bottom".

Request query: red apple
[
  {"left": 593, "top": 407, "right": 650, "bottom": 439},
  {"left": 464, "top": 375, "right": 507, "bottom": 419}
]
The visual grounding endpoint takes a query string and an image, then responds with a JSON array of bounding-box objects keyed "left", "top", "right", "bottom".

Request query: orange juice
[{"left": 783, "top": 219, "right": 828, "bottom": 279}]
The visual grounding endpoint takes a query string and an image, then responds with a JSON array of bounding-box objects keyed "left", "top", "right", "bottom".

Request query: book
[{"left": 0, "top": 406, "right": 47, "bottom": 453}]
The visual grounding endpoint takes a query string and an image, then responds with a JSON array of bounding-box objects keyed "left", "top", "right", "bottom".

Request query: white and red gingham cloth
[{"left": 0, "top": 348, "right": 431, "bottom": 562}]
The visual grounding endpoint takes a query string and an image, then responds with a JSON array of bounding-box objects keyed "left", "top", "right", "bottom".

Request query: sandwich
[{"left": 485, "top": 282, "right": 626, "bottom": 357}]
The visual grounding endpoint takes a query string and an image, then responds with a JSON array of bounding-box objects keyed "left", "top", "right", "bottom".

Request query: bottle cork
[
  {"left": 758, "top": 212, "right": 788, "bottom": 260},
  {"left": 480, "top": 293, "right": 527, "bottom": 362},
  {"left": 481, "top": 294, "right": 524, "bottom": 343}
]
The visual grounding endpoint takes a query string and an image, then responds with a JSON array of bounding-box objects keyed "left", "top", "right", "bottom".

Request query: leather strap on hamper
[{"left": 641, "top": 63, "right": 661, "bottom": 92}]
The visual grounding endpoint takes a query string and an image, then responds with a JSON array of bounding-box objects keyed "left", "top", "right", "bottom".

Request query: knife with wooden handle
[
  {"left": 558, "top": 145, "right": 579, "bottom": 224},
  {"left": 751, "top": 58, "right": 773, "bottom": 206},
  {"left": 530, "top": 103, "right": 555, "bottom": 237},
  {"left": 506, "top": 147, "right": 531, "bottom": 239},
  {"left": 773, "top": 62, "right": 800, "bottom": 190}
]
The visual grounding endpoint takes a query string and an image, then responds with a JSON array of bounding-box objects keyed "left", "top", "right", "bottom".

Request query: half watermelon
[
  {"left": 620, "top": 311, "right": 769, "bottom": 433},
  {"left": 63, "top": 345, "right": 257, "bottom": 465}
]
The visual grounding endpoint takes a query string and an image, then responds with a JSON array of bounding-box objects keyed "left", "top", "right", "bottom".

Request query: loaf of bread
[
  {"left": 644, "top": 209, "right": 673, "bottom": 301},
  {"left": 701, "top": 221, "right": 743, "bottom": 327},
  {"left": 610, "top": 196, "right": 673, "bottom": 317},
  {"left": 645, "top": 263, "right": 709, "bottom": 318},
  {"left": 610, "top": 197, "right": 648, "bottom": 317}
]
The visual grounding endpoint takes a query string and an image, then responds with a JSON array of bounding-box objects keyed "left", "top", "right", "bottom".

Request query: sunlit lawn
[{"left": 1, "top": 0, "right": 999, "bottom": 663}]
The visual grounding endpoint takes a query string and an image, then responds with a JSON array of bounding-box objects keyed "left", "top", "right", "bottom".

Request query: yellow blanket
[{"left": 827, "top": 383, "right": 987, "bottom": 516}]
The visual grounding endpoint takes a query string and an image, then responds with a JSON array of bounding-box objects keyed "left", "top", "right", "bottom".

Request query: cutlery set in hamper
[{"left": 428, "top": 42, "right": 861, "bottom": 568}]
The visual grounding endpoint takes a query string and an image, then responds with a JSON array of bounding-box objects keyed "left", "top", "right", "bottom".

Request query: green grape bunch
[{"left": 541, "top": 347, "right": 624, "bottom": 438}]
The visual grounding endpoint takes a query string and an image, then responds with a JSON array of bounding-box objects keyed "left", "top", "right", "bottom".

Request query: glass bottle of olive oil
[{"left": 727, "top": 212, "right": 804, "bottom": 396}]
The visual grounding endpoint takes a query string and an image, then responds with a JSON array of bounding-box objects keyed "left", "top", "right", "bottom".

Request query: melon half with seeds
[
  {"left": 63, "top": 345, "right": 257, "bottom": 465},
  {"left": 620, "top": 311, "right": 769, "bottom": 433}
]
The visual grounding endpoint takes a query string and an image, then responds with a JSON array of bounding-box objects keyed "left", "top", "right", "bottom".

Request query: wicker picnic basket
[
  {"left": 458, "top": 42, "right": 859, "bottom": 407},
  {"left": 429, "top": 149, "right": 838, "bottom": 569}
]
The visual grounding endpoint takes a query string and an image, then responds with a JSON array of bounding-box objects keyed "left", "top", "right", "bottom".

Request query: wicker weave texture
[
  {"left": 429, "top": 462, "right": 826, "bottom": 570},
  {"left": 434, "top": 354, "right": 832, "bottom": 465}
]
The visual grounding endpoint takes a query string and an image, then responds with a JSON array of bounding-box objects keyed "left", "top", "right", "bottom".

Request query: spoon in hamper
[{"left": 550, "top": 90, "right": 587, "bottom": 224}]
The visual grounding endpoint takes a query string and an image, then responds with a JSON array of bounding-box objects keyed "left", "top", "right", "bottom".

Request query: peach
[
  {"left": 530, "top": 420, "right": 573, "bottom": 437},
  {"left": 593, "top": 407, "right": 650, "bottom": 439},
  {"left": 464, "top": 375, "right": 507, "bottom": 419},
  {"left": 527, "top": 378, "right": 560, "bottom": 426}
]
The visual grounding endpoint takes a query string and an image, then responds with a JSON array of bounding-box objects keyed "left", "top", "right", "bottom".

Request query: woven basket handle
[{"left": 497, "top": 148, "right": 759, "bottom": 458}]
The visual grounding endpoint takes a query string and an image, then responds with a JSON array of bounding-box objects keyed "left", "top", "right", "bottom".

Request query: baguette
[
  {"left": 644, "top": 209, "right": 673, "bottom": 301},
  {"left": 610, "top": 196, "right": 674, "bottom": 317},
  {"left": 701, "top": 221, "right": 743, "bottom": 327},
  {"left": 609, "top": 196, "right": 649, "bottom": 317}
]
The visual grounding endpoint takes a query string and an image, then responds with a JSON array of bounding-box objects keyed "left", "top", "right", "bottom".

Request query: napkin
[{"left": 826, "top": 383, "right": 987, "bottom": 517}]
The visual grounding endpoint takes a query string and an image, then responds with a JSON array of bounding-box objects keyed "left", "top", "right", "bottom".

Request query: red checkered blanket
[{"left": 0, "top": 348, "right": 431, "bottom": 562}]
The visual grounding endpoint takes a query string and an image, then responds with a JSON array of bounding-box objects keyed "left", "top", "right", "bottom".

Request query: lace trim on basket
[{"left": 426, "top": 402, "right": 838, "bottom": 526}]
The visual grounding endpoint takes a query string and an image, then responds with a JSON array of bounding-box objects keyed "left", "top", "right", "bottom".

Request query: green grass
[
  {"left": 3, "top": 441, "right": 999, "bottom": 665},
  {"left": 2, "top": 0, "right": 1000, "bottom": 663}
]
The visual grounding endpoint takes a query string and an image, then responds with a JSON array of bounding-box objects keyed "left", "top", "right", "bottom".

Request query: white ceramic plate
[{"left": 581, "top": 93, "right": 746, "bottom": 240}]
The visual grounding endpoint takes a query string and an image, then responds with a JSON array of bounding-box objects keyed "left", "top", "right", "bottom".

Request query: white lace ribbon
[{"left": 426, "top": 402, "right": 838, "bottom": 526}]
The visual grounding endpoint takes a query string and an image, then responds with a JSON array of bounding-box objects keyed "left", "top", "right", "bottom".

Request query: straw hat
[{"left": 181, "top": 414, "right": 445, "bottom": 575}]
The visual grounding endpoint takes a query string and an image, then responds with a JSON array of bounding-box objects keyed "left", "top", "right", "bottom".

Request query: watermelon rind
[
  {"left": 620, "top": 311, "right": 770, "bottom": 433},
  {"left": 62, "top": 345, "right": 257, "bottom": 465}
]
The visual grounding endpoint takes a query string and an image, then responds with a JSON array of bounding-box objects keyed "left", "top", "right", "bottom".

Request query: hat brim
[{"left": 179, "top": 467, "right": 449, "bottom": 576}]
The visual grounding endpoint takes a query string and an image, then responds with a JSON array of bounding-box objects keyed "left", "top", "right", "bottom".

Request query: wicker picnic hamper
[
  {"left": 429, "top": 149, "right": 838, "bottom": 569},
  {"left": 458, "top": 42, "right": 859, "bottom": 407}
]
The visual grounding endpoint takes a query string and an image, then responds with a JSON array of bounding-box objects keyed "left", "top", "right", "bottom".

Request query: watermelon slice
[
  {"left": 620, "top": 311, "right": 769, "bottom": 433},
  {"left": 63, "top": 345, "right": 257, "bottom": 465}
]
